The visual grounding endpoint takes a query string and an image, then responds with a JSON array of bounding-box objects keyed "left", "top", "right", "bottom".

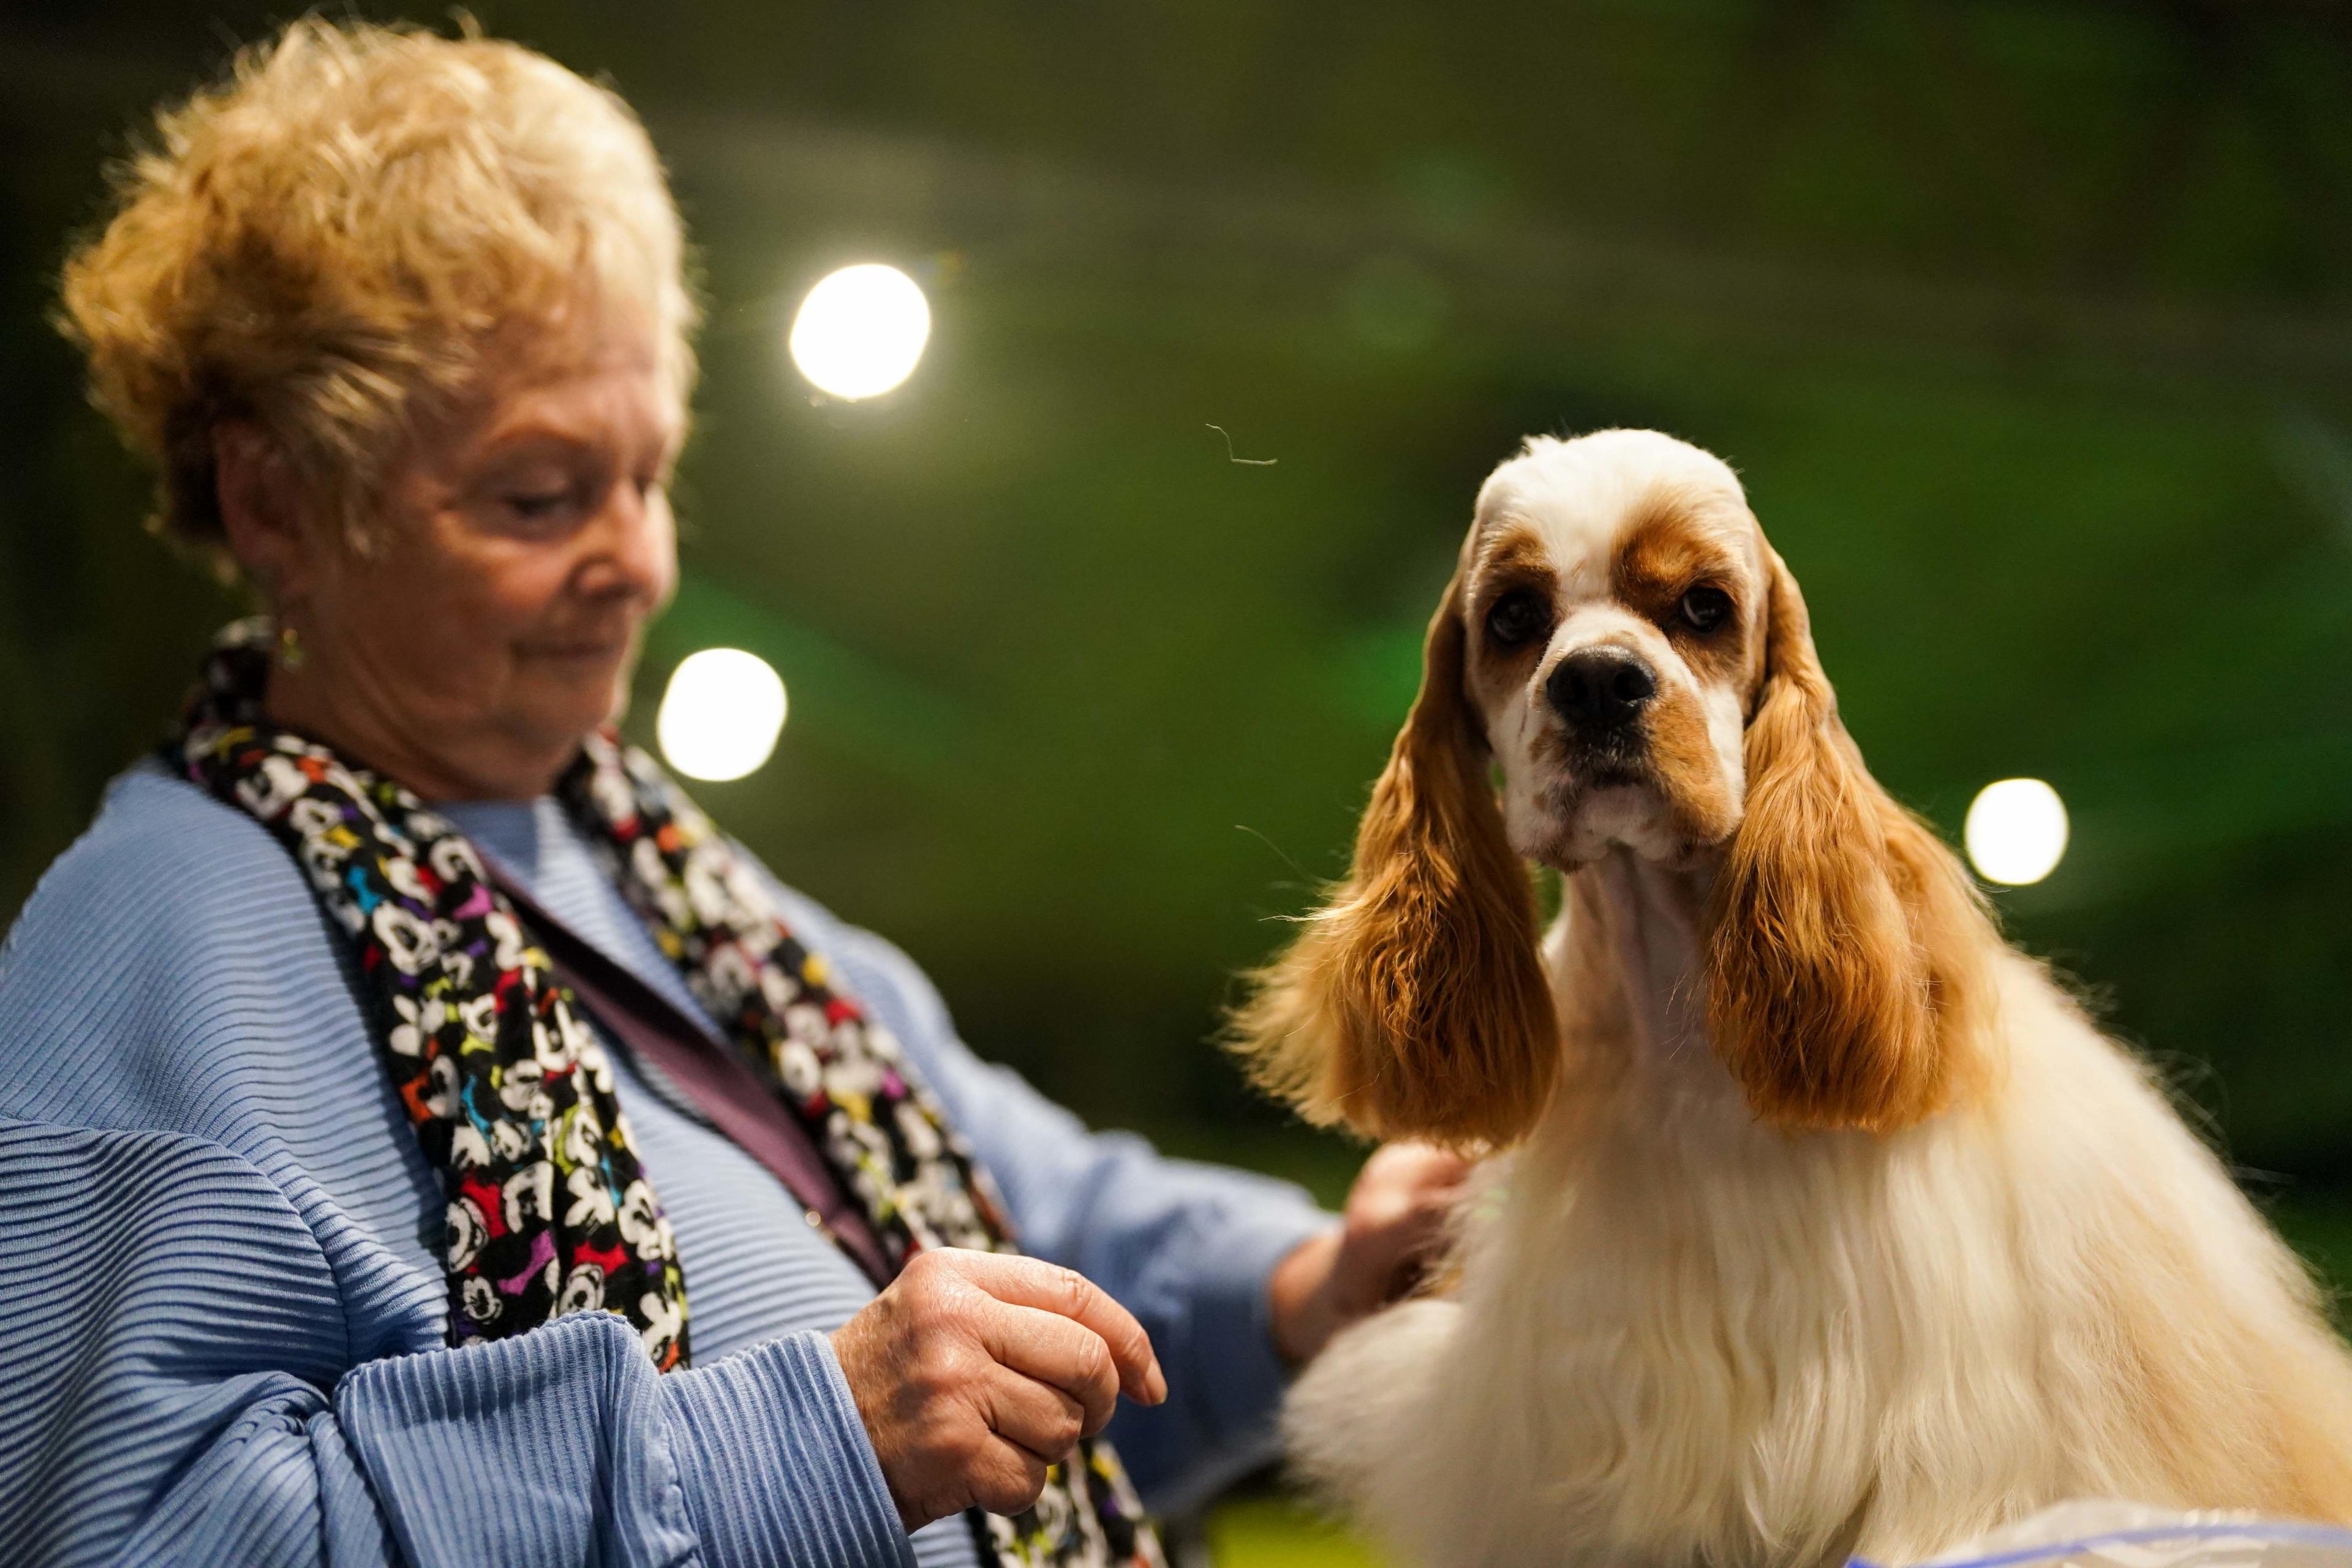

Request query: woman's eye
[
  {"left": 1485, "top": 590, "right": 1552, "bottom": 649},
  {"left": 1679, "top": 585, "right": 1732, "bottom": 633},
  {"left": 504, "top": 488, "right": 575, "bottom": 520}
]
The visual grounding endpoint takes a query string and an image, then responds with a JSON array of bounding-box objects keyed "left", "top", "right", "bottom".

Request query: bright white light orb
[
  {"left": 657, "top": 649, "right": 787, "bottom": 783},
  {"left": 788, "top": 263, "right": 931, "bottom": 399},
  {"left": 1964, "top": 777, "right": 2069, "bottom": 886}
]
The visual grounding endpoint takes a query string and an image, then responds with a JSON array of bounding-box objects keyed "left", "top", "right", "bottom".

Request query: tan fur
[
  {"left": 1229, "top": 570, "right": 1560, "bottom": 1148},
  {"left": 1474, "top": 524, "right": 1561, "bottom": 591},
  {"left": 1636, "top": 675, "right": 1741, "bottom": 847},
  {"left": 1703, "top": 550, "right": 1998, "bottom": 1133},
  {"left": 1464, "top": 527, "right": 1560, "bottom": 702}
]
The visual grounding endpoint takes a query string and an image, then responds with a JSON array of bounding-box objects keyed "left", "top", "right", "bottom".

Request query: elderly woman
[{"left": 0, "top": 21, "right": 1463, "bottom": 1568}]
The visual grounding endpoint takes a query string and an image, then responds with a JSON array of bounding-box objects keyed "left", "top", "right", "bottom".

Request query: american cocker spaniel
[{"left": 1234, "top": 429, "right": 2352, "bottom": 1568}]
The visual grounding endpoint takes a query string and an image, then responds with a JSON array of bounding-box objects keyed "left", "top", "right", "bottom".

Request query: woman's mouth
[
  {"left": 521, "top": 628, "right": 633, "bottom": 658},
  {"left": 519, "top": 636, "right": 633, "bottom": 668}
]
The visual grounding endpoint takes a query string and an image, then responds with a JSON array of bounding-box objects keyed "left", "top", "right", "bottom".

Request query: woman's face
[{"left": 255, "top": 322, "right": 684, "bottom": 800}]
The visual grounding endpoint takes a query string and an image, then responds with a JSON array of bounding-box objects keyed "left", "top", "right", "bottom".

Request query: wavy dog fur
[
  {"left": 1705, "top": 549, "right": 1994, "bottom": 1133},
  {"left": 1237, "top": 429, "right": 2352, "bottom": 1568},
  {"left": 1230, "top": 568, "right": 1559, "bottom": 1149}
]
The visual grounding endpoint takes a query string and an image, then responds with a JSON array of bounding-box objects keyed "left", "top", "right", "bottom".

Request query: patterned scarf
[{"left": 172, "top": 620, "right": 1163, "bottom": 1568}]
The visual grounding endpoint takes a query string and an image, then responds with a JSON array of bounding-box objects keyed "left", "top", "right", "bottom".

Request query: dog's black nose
[{"left": 1547, "top": 647, "right": 1658, "bottom": 732}]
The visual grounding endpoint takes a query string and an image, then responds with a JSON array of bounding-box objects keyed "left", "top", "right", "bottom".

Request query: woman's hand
[
  {"left": 831, "top": 1248, "right": 1167, "bottom": 1532},
  {"left": 1268, "top": 1141, "right": 1474, "bottom": 1365}
]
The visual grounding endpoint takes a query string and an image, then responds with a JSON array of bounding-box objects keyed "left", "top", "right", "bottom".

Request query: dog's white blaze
[
  {"left": 1541, "top": 601, "right": 1658, "bottom": 662},
  {"left": 1702, "top": 679, "right": 1747, "bottom": 801}
]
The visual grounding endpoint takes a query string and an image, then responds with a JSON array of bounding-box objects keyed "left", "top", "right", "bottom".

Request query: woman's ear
[
  {"left": 1703, "top": 548, "right": 1995, "bottom": 1133},
  {"left": 214, "top": 421, "right": 317, "bottom": 600},
  {"left": 1229, "top": 568, "right": 1559, "bottom": 1149}
]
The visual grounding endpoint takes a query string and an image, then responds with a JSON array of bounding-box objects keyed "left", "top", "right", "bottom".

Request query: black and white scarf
[{"left": 172, "top": 620, "right": 1163, "bottom": 1568}]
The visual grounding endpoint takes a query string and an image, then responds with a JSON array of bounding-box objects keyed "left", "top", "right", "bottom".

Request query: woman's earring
[{"left": 277, "top": 620, "right": 306, "bottom": 671}]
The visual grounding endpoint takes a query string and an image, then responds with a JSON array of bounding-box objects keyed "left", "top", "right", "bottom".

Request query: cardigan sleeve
[{"left": 0, "top": 1114, "right": 913, "bottom": 1568}]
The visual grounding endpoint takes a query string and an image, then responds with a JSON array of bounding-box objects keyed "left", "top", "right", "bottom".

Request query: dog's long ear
[
  {"left": 1229, "top": 568, "right": 1558, "bottom": 1148},
  {"left": 1704, "top": 548, "right": 1996, "bottom": 1133}
]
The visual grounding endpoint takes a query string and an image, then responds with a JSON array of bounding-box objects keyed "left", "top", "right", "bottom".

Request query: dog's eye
[
  {"left": 1679, "top": 586, "right": 1732, "bottom": 634},
  {"left": 1484, "top": 590, "right": 1552, "bottom": 649}
]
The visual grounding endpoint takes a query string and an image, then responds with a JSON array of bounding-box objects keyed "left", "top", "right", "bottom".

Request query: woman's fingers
[
  {"left": 1268, "top": 1142, "right": 1483, "bottom": 1365},
  {"left": 965, "top": 1432, "right": 1054, "bottom": 1517},
  {"left": 949, "top": 1251, "right": 1166, "bottom": 1404},
  {"left": 1348, "top": 1142, "right": 1474, "bottom": 1277},
  {"left": 1349, "top": 1142, "right": 1472, "bottom": 1235},
  {"left": 981, "top": 1302, "right": 1121, "bottom": 1435},
  {"left": 828, "top": 1250, "right": 1159, "bottom": 1532},
  {"left": 982, "top": 1365, "right": 1091, "bottom": 1462}
]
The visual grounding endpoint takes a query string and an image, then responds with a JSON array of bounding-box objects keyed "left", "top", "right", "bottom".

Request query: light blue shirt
[{"left": 0, "top": 764, "right": 1330, "bottom": 1567}]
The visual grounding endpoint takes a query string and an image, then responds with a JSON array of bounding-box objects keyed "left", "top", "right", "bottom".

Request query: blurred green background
[{"left": 3, "top": 4, "right": 2350, "bottom": 1560}]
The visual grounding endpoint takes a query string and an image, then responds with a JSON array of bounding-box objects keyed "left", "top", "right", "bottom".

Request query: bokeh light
[
  {"left": 1965, "top": 778, "right": 2070, "bottom": 886},
  {"left": 657, "top": 648, "right": 788, "bottom": 783},
  {"left": 787, "top": 263, "right": 931, "bottom": 399}
]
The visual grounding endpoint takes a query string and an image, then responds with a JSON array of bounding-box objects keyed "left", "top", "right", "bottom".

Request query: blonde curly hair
[{"left": 56, "top": 17, "right": 698, "bottom": 562}]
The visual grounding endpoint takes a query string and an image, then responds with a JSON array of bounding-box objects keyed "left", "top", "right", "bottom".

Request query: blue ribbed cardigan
[{"left": 0, "top": 764, "right": 1330, "bottom": 1567}]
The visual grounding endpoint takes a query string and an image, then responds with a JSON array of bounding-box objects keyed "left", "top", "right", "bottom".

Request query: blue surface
[{"left": 1853, "top": 1523, "right": 2352, "bottom": 1568}]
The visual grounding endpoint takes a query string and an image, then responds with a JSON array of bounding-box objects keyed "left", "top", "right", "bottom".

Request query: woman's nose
[{"left": 586, "top": 481, "right": 676, "bottom": 601}]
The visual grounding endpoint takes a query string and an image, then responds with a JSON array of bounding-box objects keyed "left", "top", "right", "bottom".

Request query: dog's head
[
  {"left": 1466, "top": 431, "right": 1760, "bottom": 869},
  {"left": 1233, "top": 429, "right": 1993, "bottom": 1147}
]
